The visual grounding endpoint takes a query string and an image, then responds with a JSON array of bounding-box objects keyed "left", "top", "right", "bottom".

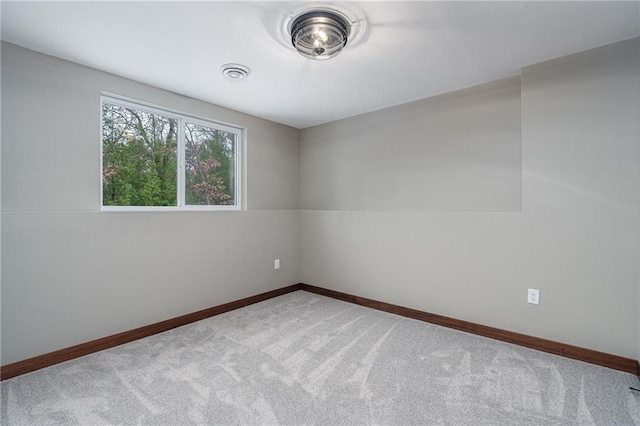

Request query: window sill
[{"left": 100, "top": 206, "right": 242, "bottom": 212}]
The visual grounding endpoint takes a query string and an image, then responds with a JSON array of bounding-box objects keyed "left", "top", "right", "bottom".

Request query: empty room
[{"left": 1, "top": 1, "right": 640, "bottom": 424}]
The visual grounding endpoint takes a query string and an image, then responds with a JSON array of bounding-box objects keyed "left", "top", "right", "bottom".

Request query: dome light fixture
[{"left": 290, "top": 10, "right": 351, "bottom": 60}]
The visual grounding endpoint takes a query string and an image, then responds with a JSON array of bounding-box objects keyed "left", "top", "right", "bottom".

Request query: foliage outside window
[{"left": 101, "top": 96, "right": 241, "bottom": 210}]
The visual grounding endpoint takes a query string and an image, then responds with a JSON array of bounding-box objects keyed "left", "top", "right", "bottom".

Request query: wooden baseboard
[
  {"left": 4, "top": 282, "right": 638, "bottom": 380},
  {"left": 299, "top": 283, "right": 640, "bottom": 375},
  {"left": 1, "top": 284, "right": 302, "bottom": 381}
]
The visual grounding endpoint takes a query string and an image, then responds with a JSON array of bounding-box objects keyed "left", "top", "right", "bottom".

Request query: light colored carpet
[{"left": 2, "top": 290, "right": 640, "bottom": 425}]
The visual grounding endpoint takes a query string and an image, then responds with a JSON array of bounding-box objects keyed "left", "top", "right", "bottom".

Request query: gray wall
[
  {"left": 301, "top": 76, "right": 522, "bottom": 211},
  {"left": 3, "top": 38, "right": 639, "bottom": 366},
  {"left": 300, "top": 39, "right": 640, "bottom": 359},
  {"left": 1, "top": 43, "right": 300, "bottom": 365}
]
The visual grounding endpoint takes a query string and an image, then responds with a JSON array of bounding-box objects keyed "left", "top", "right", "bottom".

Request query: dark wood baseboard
[
  {"left": 4, "top": 282, "right": 638, "bottom": 380},
  {"left": 1, "top": 284, "right": 302, "bottom": 381},
  {"left": 299, "top": 283, "right": 640, "bottom": 376}
]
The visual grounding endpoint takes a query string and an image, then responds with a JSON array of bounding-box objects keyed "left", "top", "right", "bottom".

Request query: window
[{"left": 101, "top": 96, "right": 241, "bottom": 210}]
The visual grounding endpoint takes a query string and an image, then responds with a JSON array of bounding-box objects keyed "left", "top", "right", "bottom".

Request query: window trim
[{"left": 100, "top": 93, "right": 243, "bottom": 212}]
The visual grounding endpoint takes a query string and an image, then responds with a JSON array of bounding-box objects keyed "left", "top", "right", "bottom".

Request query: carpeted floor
[{"left": 2, "top": 290, "right": 640, "bottom": 425}]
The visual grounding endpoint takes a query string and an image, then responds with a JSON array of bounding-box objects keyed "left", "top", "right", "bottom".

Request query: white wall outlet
[
  {"left": 528, "top": 288, "right": 540, "bottom": 305},
  {"left": 274, "top": 259, "right": 280, "bottom": 270}
]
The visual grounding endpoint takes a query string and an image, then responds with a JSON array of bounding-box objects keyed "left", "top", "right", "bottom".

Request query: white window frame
[{"left": 100, "top": 94, "right": 242, "bottom": 212}]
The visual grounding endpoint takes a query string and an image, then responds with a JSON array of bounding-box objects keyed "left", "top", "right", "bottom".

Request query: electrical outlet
[
  {"left": 528, "top": 288, "right": 540, "bottom": 305},
  {"left": 274, "top": 259, "right": 280, "bottom": 270}
]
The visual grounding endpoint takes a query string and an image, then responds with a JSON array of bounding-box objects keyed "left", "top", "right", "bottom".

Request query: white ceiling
[{"left": 2, "top": 1, "right": 639, "bottom": 129}]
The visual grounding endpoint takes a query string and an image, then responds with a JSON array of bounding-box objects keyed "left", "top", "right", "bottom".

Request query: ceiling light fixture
[
  {"left": 221, "top": 64, "right": 250, "bottom": 81},
  {"left": 290, "top": 10, "right": 351, "bottom": 60}
]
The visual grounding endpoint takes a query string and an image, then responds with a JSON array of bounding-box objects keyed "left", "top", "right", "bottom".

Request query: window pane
[
  {"left": 184, "top": 122, "right": 236, "bottom": 206},
  {"left": 102, "top": 103, "right": 178, "bottom": 206}
]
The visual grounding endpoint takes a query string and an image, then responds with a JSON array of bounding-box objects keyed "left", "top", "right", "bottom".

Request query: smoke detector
[{"left": 221, "top": 64, "right": 250, "bottom": 81}]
